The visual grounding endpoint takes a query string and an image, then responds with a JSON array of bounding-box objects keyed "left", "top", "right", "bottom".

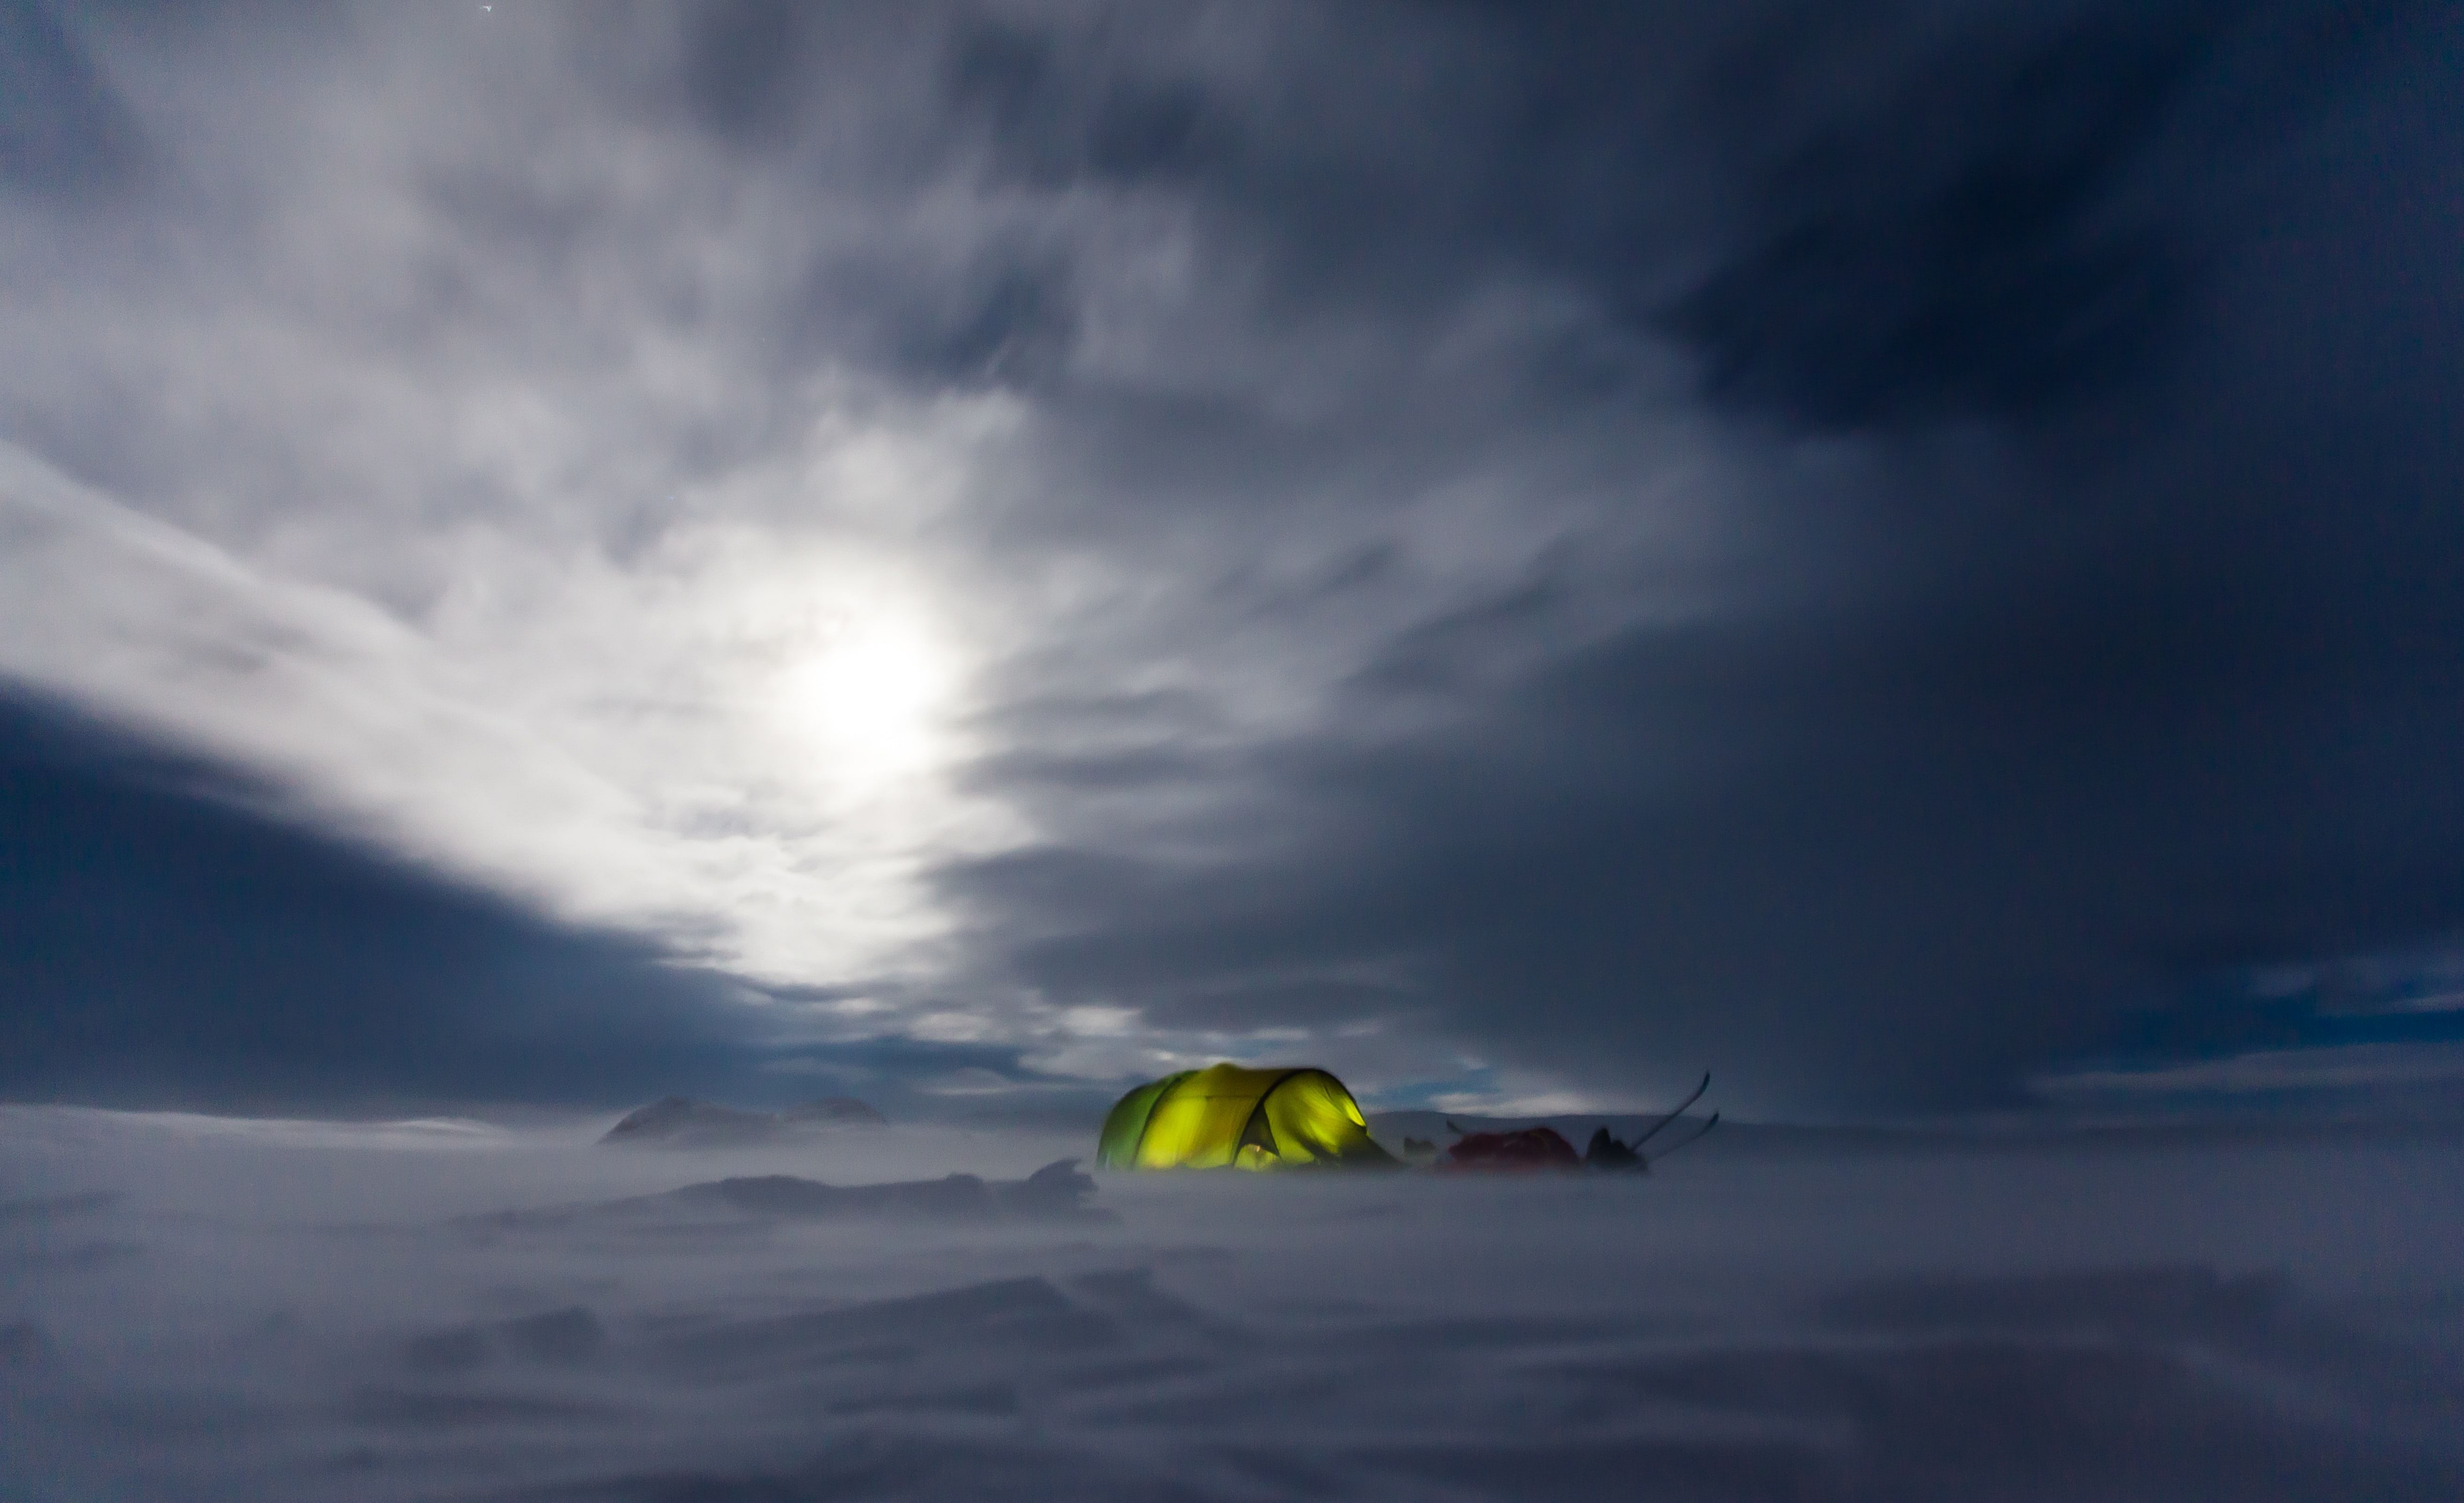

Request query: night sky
[{"left": 4, "top": 0, "right": 2461, "bottom": 1121}]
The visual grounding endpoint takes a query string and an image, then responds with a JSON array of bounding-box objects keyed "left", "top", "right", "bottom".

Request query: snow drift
[{"left": 2, "top": 1104, "right": 2460, "bottom": 1501}]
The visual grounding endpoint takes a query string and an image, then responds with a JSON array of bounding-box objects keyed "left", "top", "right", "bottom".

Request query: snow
[{"left": 3, "top": 1105, "right": 2461, "bottom": 1501}]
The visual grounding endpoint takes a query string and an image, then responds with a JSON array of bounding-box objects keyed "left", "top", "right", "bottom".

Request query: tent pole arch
[{"left": 1234, "top": 1068, "right": 1308, "bottom": 1160}]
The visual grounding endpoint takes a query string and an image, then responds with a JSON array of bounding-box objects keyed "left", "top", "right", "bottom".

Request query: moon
[{"left": 777, "top": 612, "right": 957, "bottom": 782}]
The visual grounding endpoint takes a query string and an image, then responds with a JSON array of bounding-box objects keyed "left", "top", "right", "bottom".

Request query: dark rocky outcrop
[
  {"left": 465, "top": 1160, "right": 1106, "bottom": 1232},
  {"left": 779, "top": 1097, "right": 887, "bottom": 1126},
  {"left": 669, "top": 1158, "right": 1098, "bottom": 1220}
]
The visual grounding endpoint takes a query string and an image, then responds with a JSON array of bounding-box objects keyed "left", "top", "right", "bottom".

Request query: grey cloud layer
[
  {"left": 918, "top": 0, "right": 2464, "bottom": 1112},
  {"left": 4, "top": 0, "right": 2459, "bottom": 1114}
]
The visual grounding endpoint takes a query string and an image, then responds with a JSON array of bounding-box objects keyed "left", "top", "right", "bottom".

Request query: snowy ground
[{"left": 3, "top": 1106, "right": 2461, "bottom": 1501}]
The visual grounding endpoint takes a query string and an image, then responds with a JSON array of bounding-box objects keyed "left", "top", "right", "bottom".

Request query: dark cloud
[
  {"left": 930, "top": 0, "right": 2464, "bottom": 1114},
  {"left": 940, "top": 14, "right": 1236, "bottom": 189},
  {"left": 0, "top": 691, "right": 767, "bottom": 1111},
  {"left": 0, "top": 0, "right": 147, "bottom": 197},
  {"left": 816, "top": 244, "right": 1082, "bottom": 390},
  {"left": 675, "top": 0, "right": 812, "bottom": 147},
  {"left": 0, "top": 686, "right": 1102, "bottom": 1114},
  {"left": 4, "top": 0, "right": 2458, "bottom": 1119},
  {"left": 1643, "top": 2, "right": 2419, "bottom": 430},
  {"left": 1653, "top": 14, "right": 2215, "bottom": 428}
]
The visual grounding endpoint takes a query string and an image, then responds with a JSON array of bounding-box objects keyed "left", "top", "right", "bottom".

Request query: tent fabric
[{"left": 1097, "top": 1063, "right": 1398, "bottom": 1171}]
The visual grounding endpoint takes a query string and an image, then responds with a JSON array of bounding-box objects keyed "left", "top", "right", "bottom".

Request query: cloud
[
  {"left": 2037, "top": 1041, "right": 2464, "bottom": 1105},
  {"left": 0, "top": 429, "right": 1016, "bottom": 990},
  {"left": 0, "top": 689, "right": 769, "bottom": 1110},
  {"left": 1653, "top": 7, "right": 2220, "bottom": 428},
  {"left": 2, "top": 0, "right": 2459, "bottom": 1116},
  {"left": 0, "top": 0, "right": 147, "bottom": 198},
  {"left": 0, "top": 686, "right": 1110, "bottom": 1114},
  {"left": 924, "top": 0, "right": 2464, "bottom": 1114}
]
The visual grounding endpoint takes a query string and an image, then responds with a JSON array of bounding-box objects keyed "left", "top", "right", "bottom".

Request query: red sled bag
[{"left": 1437, "top": 1126, "right": 1582, "bottom": 1172}]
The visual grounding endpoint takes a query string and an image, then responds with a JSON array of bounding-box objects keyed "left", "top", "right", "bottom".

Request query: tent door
[{"left": 1236, "top": 1098, "right": 1280, "bottom": 1161}]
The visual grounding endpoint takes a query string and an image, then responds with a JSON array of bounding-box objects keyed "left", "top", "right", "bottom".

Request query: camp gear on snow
[
  {"left": 1583, "top": 1127, "right": 1643, "bottom": 1169},
  {"left": 1097, "top": 1063, "right": 1399, "bottom": 1170},
  {"left": 1579, "top": 1073, "right": 1721, "bottom": 1170},
  {"left": 1636, "top": 1073, "right": 1711, "bottom": 1149},
  {"left": 1435, "top": 1074, "right": 1721, "bottom": 1173},
  {"left": 1653, "top": 1110, "right": 1720, "bottom": 1158},
  {"left": 1439, "top": 1126, "right": 1583, "bottom": 1171}
]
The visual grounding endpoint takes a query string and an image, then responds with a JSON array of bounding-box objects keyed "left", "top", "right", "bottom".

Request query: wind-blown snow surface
[{"left": 3, "top": 1107, "right": 2461, "bottom": 1501}]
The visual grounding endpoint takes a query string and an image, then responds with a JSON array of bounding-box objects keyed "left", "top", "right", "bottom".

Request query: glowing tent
[{"left": 1096, "top": 1063, "right": 1399, "bottom": 1171}]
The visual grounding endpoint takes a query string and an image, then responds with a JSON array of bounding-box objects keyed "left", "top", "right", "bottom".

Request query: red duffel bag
[{"left": 1437, "top": 1126, "right": 1582, "bottom": 1172}]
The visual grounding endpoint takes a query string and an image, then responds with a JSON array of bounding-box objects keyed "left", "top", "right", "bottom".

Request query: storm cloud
[
  {"left": 3, "top": 0, "right": 2460, "bottom": 1116},
  {"left": 0, "top": 690, "right": 759, "bottom": 1109}
]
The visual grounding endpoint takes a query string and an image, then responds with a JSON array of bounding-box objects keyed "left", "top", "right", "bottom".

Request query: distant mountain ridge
[{"left": 599, "top": 1095, "right": 885, "bottom": 1147}]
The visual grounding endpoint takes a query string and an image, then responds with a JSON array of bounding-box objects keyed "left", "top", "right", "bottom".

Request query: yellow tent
[{"left": 1096, "top": 1063, "right": 1398, "bottom": 1170}]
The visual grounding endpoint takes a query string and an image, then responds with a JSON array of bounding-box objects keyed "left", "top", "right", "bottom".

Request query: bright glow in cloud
[
  {"left": 774, "top": 605, "right": 958, "bottom": 782},
  {"left": 0, "top": 429, "right": 1010, "bottom": 991}
]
